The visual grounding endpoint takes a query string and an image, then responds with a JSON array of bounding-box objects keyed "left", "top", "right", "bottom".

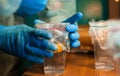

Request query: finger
[
  {"left": 63, "top": 12, "right": 83, "bottom": 24},
  {"left": 66, "top": 24, "right": 78, "bottom": 32},
  {"left": 25, "top": 44, "right": 53, "bottom": 57},
  {"left": 71, "top": 40, "right": 80, "bottom": 48},
  {"left": 34, "top": 19, "right": 45, "bottom": 24},
  {"left": 23, "top": 53, "right": 44, "bottom": 64},
  {"left": 69, "top": 32, "right": 80, "bottom": 40},
  {"left": 30, "top": 37, "right": 57, "bottom": 51},
  {"left": 32, "top": 29, "right": 53, "bottom": 39}
]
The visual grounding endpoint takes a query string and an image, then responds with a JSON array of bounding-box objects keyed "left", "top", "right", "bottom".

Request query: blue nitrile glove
[
  {"left": 15, "top": 0, "right": 48, "bottom": 17},
  {"left": 0, "top": 25, "right": 57, "bottom": 63},
  {"left": 63, "top": 12, "right": 83, "bottom": 47},
  {"left": 34, "top": 12, "right": 83, "bottom": 48}
]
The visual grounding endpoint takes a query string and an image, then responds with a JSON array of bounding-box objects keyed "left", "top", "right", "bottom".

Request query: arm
[{"left": 15, "top": 0, "right": 48, "bottom": 17}]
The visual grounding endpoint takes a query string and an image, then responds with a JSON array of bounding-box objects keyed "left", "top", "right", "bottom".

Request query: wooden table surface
[{"left": 23, "top": 53, "right": 117, "bottom": 76}]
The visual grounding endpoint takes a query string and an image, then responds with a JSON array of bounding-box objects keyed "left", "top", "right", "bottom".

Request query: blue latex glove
[
  {"left": 63, "top": 12, "right": 83, "bottom": 47},
  {"left": 0, "top": 25, "right": 57, "bottom": 63},
  {"left": 34, "top": 12, "right": 83, "bottom": 48},
  {"left": 15, "top": 0, "right": 48, "bottom": 17}
]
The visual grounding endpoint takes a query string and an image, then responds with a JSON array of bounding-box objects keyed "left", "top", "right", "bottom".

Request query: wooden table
[{"left": 23, "top": 53, "right": 117, "bottom": 76}]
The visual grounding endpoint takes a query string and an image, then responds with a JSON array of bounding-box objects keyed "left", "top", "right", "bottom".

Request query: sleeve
[
  {"left": 0, "top": 0, "right": 22, "bottom": 17},
  {"left": 15, "top": 0, "right": 48, "bottom": 17}
]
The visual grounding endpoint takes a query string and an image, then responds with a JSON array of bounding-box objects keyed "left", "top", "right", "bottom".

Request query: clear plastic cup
[
  {"left": 35, "top": 23, "right": 70, "bottom": 74},
  {"left": 89, "top": 20, "right": 115, "bottom": 70}
]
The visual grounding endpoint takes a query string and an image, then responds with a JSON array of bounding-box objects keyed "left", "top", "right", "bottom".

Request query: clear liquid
[
  {"left": 94, "top": 40, "right": 114, "bottom": 71},
  {"left": 44, "top": 66, "right": 64, "bottom": 74},
  {"left": 95, "top": 57, "right": 114, "bottom": 71},
  {"left": 44, "top": 52, "right": 66, "bottom": 74}
]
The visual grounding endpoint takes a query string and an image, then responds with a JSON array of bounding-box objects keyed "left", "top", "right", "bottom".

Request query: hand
[
  {"left": 0, "top": 25, "right": 57, "bottom": 63},
  {"left": 34, "top": 12, "right": 83, "bottom": 48},
  {"left": 15, "top": 0, "right": 48, "bottom": 17},
  {"left": 63, "top": 12, "right": 83, "bottom": 47}
]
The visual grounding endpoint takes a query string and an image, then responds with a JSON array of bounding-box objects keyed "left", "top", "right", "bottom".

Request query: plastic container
[{"left": 35, "top": 23, "right": 70, "bottom": 74}]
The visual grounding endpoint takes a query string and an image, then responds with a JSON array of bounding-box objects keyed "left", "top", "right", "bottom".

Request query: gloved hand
[
  {"left": 34, "top": 12, "right": 83, "bottom": 48},
  {"left": 64, "top": 12, "right": 83, "bottom": 47},
  {"left": 15, "top": 0, "right": 48, "bottom": 17},
  {"left": 0, "top": 25, "right": 57, "bottom": 63}
]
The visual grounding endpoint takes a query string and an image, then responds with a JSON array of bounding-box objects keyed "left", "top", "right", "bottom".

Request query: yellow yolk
[{"left": 54, "top": 43, "right": 63, "bottom": 53}]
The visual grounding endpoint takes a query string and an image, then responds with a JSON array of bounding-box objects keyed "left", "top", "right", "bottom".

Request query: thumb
[{"left": 63, "top": 12, "right": 83, "bottom": 24}]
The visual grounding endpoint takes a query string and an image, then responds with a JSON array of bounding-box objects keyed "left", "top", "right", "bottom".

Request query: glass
[
  {"left": 35, "top": 23, "right": 70, "bottom": 74},
  {"left": 93, "top": 39, "right": 114, "bottom": 70},
  {"left": 89, "top": 20, "right": 114, "bottom": 70}
]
